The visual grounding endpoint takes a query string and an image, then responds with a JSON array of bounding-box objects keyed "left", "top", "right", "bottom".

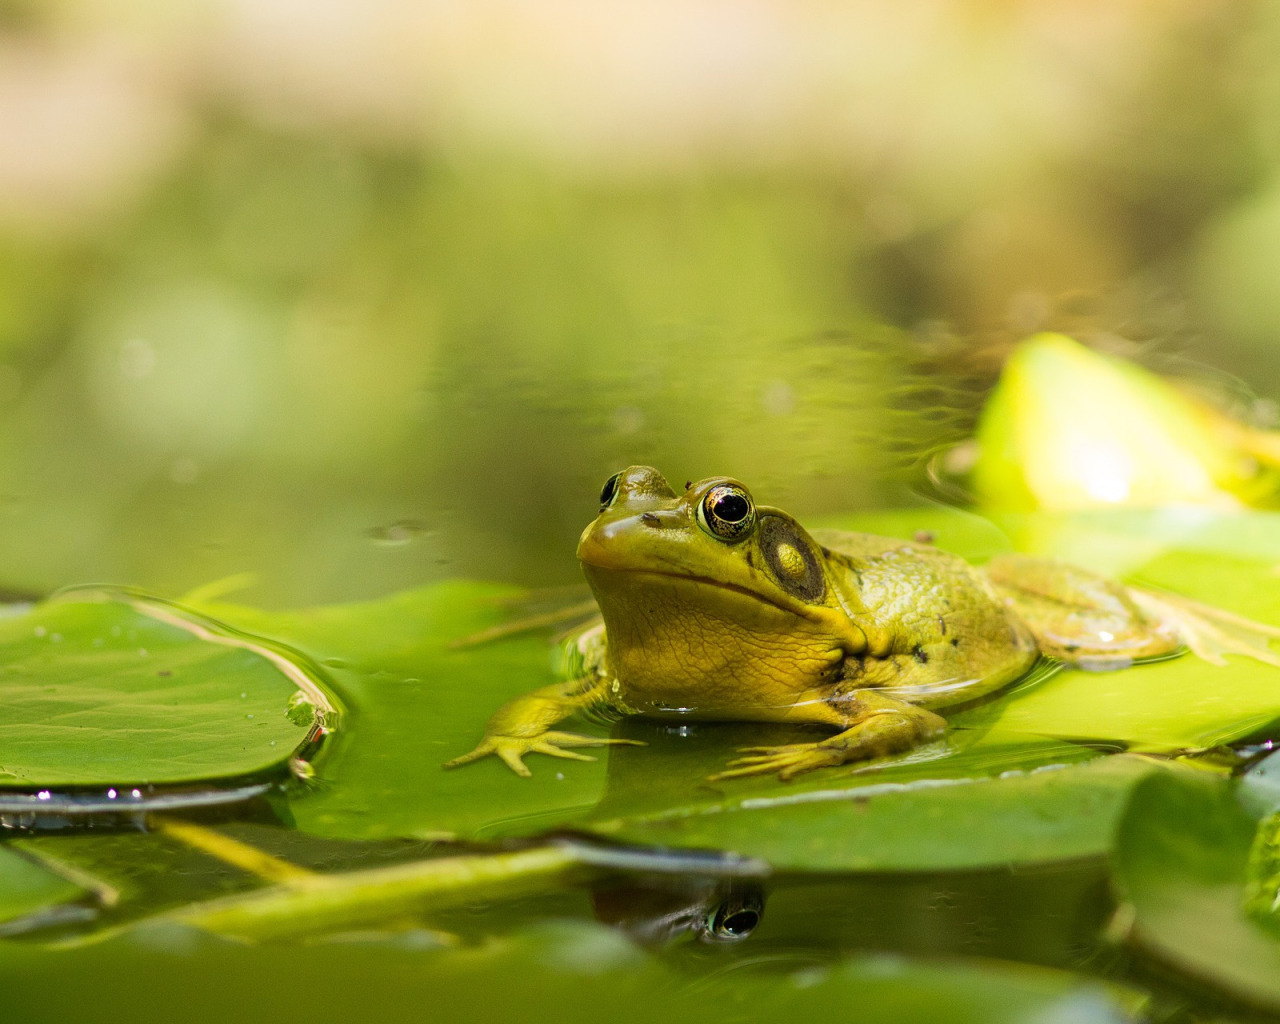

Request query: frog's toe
[
  {"left": 444, "top": 730, "right": 643, "bottom": 778},
  {"left": 710, "top": 743, "right": 843, "bottom": 782},
  {"left": 540, "top": 731, "right": 645, "bottom": 749},
  {"left": 531, "top": 743, "right": 596, "bottom": 763},
  {"left": 442, "top": 740, "right": 498, "bottom": 770},
  {"left": 734, "top": 744, "right": 809, "bottom": 758},
  {"left": 443, "top": 737, "right": 535, "bottom": 777},
  {"left": 496, "top": 747, "right": 534, "bottom": 776}
]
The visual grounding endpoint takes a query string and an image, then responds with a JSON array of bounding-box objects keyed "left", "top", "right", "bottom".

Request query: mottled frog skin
[{"left": 446, "top": 466, "right": 1209, "bottom": 781}]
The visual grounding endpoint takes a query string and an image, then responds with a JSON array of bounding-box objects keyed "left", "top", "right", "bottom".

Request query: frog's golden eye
[
  {"left": 698, "top": 485, "right": 755, "bottom": 542},
  {"left": 598, "top": 472, "right": 623, "bottom": 512}
]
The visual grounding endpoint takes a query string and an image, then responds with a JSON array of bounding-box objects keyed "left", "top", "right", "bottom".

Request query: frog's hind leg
[
  {"left": 981, "top": 553, "right": 1181, "bottom": 670},
  {"left": 1128, "top": 588, "right": 1280, "bottom": 669}
]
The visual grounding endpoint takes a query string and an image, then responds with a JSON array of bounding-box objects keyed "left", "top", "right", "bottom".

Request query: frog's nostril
[{"left": 639, "top": 512, "right": 661, "bottom": 527}]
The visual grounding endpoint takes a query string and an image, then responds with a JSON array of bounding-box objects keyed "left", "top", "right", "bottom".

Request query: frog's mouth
[{"left": 579, "top": 563, "right": 814, "bottom": 620}]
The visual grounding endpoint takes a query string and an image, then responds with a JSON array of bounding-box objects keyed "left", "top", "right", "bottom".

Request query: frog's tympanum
[{"left": 447, "top": 466, "right": 1280, "bottom": 781}]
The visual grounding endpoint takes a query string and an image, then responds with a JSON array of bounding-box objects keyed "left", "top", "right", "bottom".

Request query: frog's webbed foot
[
  {"left": 443, "top": 732, "right": 644, "bottom": 778},
  {"left": 711, "top": 742, "right": 847, "bottom": 782}
]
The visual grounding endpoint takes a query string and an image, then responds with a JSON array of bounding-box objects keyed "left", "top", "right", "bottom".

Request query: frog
[{"left": 445, "top": 465, "right": 1280, "bottom": 781}]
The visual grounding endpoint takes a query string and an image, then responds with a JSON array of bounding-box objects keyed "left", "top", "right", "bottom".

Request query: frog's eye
[
  {"left": 598, "top": 472, "right": 623, "bottom": 512},
  {"left": 698, "top": 485, "right": 755, "bottom": 542},
  {"left": 702, "top": 891, "right": 763, "bottom": 943}
]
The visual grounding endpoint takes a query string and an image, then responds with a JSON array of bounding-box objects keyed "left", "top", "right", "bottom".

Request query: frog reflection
[{"left": 591, "top": 880, "right": 765, "bottom": 946}]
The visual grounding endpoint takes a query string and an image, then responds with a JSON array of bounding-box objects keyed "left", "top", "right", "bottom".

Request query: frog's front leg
[
  {"left": 710, "top": 690, "right": 946, "bottom": 782},
  {"left": 443, "top": 676, "right": 642, "bottom": 778}
]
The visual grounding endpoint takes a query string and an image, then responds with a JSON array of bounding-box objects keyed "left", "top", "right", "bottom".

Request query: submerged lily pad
[
  {"left": 0, "top": 845, "right": 85, "bottom": 929},
  {"left": 0, "top": 592, "right": 334, "bottom": 789}
]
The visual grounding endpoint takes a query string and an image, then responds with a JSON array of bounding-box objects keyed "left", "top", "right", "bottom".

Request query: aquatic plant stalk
[{"left": 172, "top": 846, "right": 589, "bottom": 942}]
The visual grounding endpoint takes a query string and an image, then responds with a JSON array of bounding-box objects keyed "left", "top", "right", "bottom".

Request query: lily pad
[
  {"left": 0, "top": 591, "right": 333, "bottom": 789},
  {"left": 587, "top": 750, "right": 1165, "bottom": 873},
  {"left": 1111, "top": 771, "right": 1280, "bottom": 1012},
  {"left": 194, "top": 582, "right": 615, "bottom": 840}
]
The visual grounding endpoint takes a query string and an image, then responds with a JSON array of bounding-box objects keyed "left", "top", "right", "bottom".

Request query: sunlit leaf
[{"left": 970, "top": 333, "right": 1274, "bottom": 511}]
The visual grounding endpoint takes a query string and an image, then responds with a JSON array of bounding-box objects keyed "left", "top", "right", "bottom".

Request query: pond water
[{"left": 7, "top": 8, "right": 1280, "bottom": 1020}]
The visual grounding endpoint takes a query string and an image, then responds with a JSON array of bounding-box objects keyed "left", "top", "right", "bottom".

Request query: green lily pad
[
  {"left": 1111, "top": 771, "right": 1280, "bottom": 1012},
  {"left": 194, "top": 582, "right": 614, "bottom": 840},
  {"left": 0, "top": 592, "right": 333, "bottom": 789},
  {"left": 587, "top": 750, "right": 1165, "bottom": 873}
]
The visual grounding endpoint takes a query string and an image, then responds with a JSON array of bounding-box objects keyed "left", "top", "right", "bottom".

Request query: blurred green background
[{"left": 3, "top": 0, "right": 1280, "bottom": 605}]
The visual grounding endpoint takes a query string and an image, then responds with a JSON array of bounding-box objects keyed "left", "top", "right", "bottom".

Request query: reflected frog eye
[
  {"left": 702, "top": 891, "right": 764, "bottom": 942},
  {"left": 598, "top": 472, "right": 623, "bottom": 512},
  {"left": 698, "top": 485, "right": 755, "bottom": 542}
]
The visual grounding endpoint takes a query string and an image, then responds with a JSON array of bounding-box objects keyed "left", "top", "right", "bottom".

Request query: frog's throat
[{"left": 582, "top": 566, "right": 868, "bottom": 653}]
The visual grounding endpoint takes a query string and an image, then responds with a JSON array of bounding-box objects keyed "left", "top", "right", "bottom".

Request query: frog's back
[{"left": 810, "top": 529, "right": 1038, "bottom": 707}]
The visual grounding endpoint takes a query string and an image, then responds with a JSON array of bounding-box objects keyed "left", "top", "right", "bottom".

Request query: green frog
[{"left": 446, "top": 466, "right": 1279, "bottom": 781}]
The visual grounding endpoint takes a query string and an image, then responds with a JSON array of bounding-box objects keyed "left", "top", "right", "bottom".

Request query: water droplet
[
  {"left": 269, "top": 740, "right": 276, "bottom": 747},
  {"left": 36, "top": 790, "right": 50, "bottom": 801},
  {"left": 365, "top": 520, "right": 428, "bottom": 547},
  {"left": 32, "top": 626, "right": 45, "bottom": 638},
  {"left": 130, "top": 788, "right": 142, "bottom": 799},
  {"left": 612, "top": 405, "right": 644, "bottom": 435},
  {"left": 169, "top": 456, "right": 199, "bottom": 485},
  {"left": 50, "top": 633, "right": 62, "bottom": 643},
  {"left": 138, "top": 648, "right": 148, "bottom": 657},
  {"left": 107, "top": 789, "right": 117, "bottom": 799},
  {"left": 240, "top": 692, "right": 247, "bottom": 699},
  {"left": 761, "top": 380, "right": 795, "bottom": 417},
  {"left": 119, "top": 339, "right": 156, "bottom": 380},
  {"left": 246, "top": 713, "right": 254, "bottom": 719}
]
